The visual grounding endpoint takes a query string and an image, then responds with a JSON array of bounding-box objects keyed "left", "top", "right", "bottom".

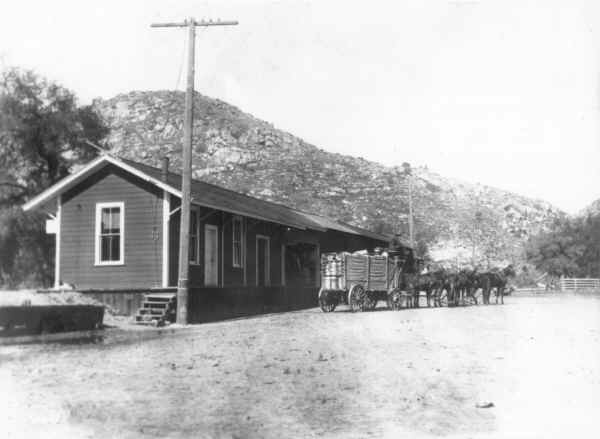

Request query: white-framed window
[
  {"left": 95, "top": 202, "right": 125, "bottom": 266},
  {"left": 232, "top": 216, "right": 244, "bottom": 268},
  {"left": 189, "top": 209, "right": 200, "bottom": 264}
]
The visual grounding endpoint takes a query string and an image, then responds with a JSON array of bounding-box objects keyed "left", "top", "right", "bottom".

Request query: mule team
[{"left": 390, "top": 263, "right": 517, "bottom": 308}]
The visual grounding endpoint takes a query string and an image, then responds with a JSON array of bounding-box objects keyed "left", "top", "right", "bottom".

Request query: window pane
[
  {"left": 109, "top": 208, "right": 120, "bottom": 234},
  {"left": 101, "top": 210, "right": 111, "bottom": 234},
  {"left": 190, "top": 211, "right": 197, "bottom": 234},
  {"left": 101, "top": 207, "right": 121, "bottom": 234},
  {"left": 233, "top": 220, "right": 241, "bottom": 242},
  {"left": 232, "top": 219, "right": 242, "bottom": 267},
  {"left": 233, "top": 242, "right": 240, "bottom": 266},
  {"left": 111, "top": 236, "right": 120, "bottom": 261},
  {"left": 190, "top": 236, "right": 197, "bottom": 262},
  {"left": 101, "top": 236, "right": 110, "bottom": 261}
]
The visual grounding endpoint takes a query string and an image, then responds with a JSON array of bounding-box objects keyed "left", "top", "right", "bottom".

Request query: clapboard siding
[{"left": 60, "top": 165, "right": 163, "bottom": 289}]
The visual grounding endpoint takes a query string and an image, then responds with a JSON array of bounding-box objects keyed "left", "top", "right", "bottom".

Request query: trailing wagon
[
  {"left": 317, "top": 250, "right": 516, "bottom": 313},
  {"left": 318, "top": 252, "right": 413, "bottom": 312}
]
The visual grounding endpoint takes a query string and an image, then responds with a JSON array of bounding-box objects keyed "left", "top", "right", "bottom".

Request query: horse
[
  {"left": 462, "top": 269, "right": 483, "bottom": 305},
  {"left": 427, "top": 268, "right": 453, "bottom": 307},
  {"left": 413, "top": 262, "right": 449, "bottom": 308},
  {"left": 480, "top": 265, "right": 516, "bottom": 305},
  {"left": 416, "top": 271, "right": 437, "bottom": 307},
  {"left": 409, "top": 261, "right": 437, "bottom": 307},
  {"left": 440, "top": 268, "right": 481, "bottom": 306}
]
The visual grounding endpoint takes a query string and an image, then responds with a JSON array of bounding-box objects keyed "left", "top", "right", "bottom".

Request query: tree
[
  {"left": 579, "top": 215, "right": 600, "bottom": 277},
  {"left": 525, "top": 216, "right": 600, "bottom": 278},
  {"left": 0, "top": 67, "right": 108, "bottom": 287}
]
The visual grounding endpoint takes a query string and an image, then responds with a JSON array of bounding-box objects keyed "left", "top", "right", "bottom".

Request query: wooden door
[{"left": 204, "top": 225, "right": 219, "bottom": 286}]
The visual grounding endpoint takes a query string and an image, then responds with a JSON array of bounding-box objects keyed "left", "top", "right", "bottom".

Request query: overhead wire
[{"left": 174, "top": 27, "right": 187, "bottom": 91}]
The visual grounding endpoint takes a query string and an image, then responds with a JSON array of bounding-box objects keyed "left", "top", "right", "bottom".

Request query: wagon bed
[{"left": 319, "top": 252, "right": 397, "bottom": 312}]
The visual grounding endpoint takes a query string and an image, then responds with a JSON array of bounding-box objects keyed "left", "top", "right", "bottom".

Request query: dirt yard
[{"left": 1, "top": 294, "right": 599, "bottom": 439}]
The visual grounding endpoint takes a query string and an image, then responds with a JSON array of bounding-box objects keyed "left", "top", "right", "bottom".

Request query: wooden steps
[{"left": 134, "top": 294, "right": 176, "bottom": 325}]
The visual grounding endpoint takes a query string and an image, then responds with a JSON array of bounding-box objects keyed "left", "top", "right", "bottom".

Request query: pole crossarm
[{"left": 151, "top": 19, "right": 238, "bottom": 28}]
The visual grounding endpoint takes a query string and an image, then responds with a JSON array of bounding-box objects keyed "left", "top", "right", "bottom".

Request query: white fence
[{"left": 559, "top": 278, "right": 600, "bottom": 291}]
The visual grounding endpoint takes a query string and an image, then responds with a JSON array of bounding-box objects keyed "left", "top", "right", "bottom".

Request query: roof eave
[
  {"left": 189, "top": 199, "right": 309, "bottom": 231},
  {"left": 22, "top": 155, "right": 181, "bottom": 212},
  {"left": 23, "top": 155, "right": 385, "bottom": 241},
  {"left": 23, "top": 156, "right": 108, "bottom": 211}
]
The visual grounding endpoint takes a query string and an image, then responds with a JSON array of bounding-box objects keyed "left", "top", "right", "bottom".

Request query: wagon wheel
[
  {"left": 318, "top": 288, "right": 338, "bottom": 313},
  {"left": 348, "top": 284, "right": 367, "bottom": 312},
  {"left": 387, "top": 288, "right": 408, "bottom": 311},
  {"left": 364, "top": 291, "right": 378, "bottom": 311}
]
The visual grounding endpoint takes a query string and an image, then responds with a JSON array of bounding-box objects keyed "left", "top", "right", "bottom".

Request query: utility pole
[
  {"left": 402, "top": 162, "right": 414, "bottom": 249},
  {"left": 472, "top": 210, "right": 482, "bottom": 264},
  {"left": 151, "top": 18, "right": 238, "bottom": 324}
]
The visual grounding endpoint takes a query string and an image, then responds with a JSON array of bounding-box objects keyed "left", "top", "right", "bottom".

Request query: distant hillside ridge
[{"left": 92, "top": 90, "right": 566, "bottom": 265}]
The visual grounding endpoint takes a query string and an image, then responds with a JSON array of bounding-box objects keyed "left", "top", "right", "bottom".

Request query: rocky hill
[{"left": 92, "top": 91, "right": 565, "bottom": 266}]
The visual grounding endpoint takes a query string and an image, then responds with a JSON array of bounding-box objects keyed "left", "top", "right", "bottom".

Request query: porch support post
[
  {"left": 221, "top": 212, "right": 225, "bottom": 287},
  {"left": 54, "top": 195, "right": 62, "bottom": 290},
  {"left": 315, "top": 243, "right": 321, "bottom": 287},
  {"left": 243, "top": 218, "right": 247, "bottom": 286},
  {"left": 162, "top": 192, "right": 170, "bottom": 287}
]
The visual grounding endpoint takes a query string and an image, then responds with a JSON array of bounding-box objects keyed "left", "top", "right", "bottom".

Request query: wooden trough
[{"left": 0, "top": 305, "right": 104, "bottom": 337}]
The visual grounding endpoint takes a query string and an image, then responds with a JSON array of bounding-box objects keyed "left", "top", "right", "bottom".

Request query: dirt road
[{"left": 1, "top": 294, "right": 599, "bottom": 438}]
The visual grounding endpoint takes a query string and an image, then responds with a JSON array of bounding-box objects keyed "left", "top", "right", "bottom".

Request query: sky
[{"left": 1, "top": 0, "right": 599, "bottom": 214}]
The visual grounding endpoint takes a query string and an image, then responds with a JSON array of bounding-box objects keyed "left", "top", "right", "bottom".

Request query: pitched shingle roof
[{"left": 121, "top": 158, "right": 391, "bottom": 243}]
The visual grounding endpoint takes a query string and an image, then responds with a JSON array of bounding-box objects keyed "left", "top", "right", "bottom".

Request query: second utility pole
[
  {"left": 151, "top": 18, "right": 238, "bottom": 324},
  {"left": 402, "top": 162, "right": 414, "bottom": 249}
]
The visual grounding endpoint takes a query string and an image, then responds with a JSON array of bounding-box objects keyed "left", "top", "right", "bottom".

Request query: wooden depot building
[{"left": 23, "top": 154, "right": 389, "bottom": 322}]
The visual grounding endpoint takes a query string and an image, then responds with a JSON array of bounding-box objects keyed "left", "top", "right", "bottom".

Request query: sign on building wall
[{"left": 46, "top": 218, "right": 58, "bottom": 234}]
